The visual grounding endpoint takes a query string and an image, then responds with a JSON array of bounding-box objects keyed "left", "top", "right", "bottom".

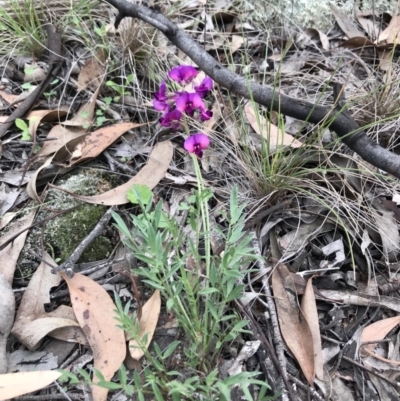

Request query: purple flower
[
  {"left": 169, "top": 65, "right": 199, "bottom": 84},
  {"left": 194, "top": 77, "right": 213, "bottom": 97},
  {"left": 176, "top": 91, "right": 205, "bottom": 116},
  {"left": 199, "top": 107, "right": 213, "bottom": 121},
  {"left": 160, "top": 108, "right": 183, "bottom": 130},
  {"left": 184, "top": 133, "right": 210, "bottom": 158},
  {"left": 153, "top": 81, "right": 168, "bottom": 111}
]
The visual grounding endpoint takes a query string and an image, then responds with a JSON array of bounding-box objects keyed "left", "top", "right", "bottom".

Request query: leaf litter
[{"left": 3, "top": 1, "right": 400, "bottom": 400}]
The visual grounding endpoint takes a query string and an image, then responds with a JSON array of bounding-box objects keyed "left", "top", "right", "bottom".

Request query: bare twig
[
  {"left": 52, "top": 207, "right": 115, "bottom": 277},
  {"left": 341, "top": 355, "right": 400, "bottom": 391},
  {"left": 235, "top": 300, "right": 295, "bottom": 401},
  {"left": 102, "top": 0, "right": 400, "bottom": 179},
  {"left": 0, "top": 24, "right": 63, "bottom": 138}
]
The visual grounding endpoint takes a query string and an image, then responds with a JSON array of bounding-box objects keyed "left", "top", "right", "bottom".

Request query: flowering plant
[{"left": 153, "top": 65, "right": 213, "bottom": 158}]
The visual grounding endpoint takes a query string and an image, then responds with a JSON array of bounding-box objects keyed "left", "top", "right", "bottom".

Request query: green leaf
[
  {"left": 162, "top": 341, "right": 180, "bottom": 359},
  {"left": 127, "top": 184, "right": 153, "bottom": 205},
  {"left": 15, "top": 118, "right": 28, "bottom": 131},
  {"left": 24, "top": 66, "right": 35, "bottom": 75}
]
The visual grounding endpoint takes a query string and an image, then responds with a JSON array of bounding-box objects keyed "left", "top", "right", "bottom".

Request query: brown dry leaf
[
  {"left": 0, "top": 209, "right": 36, "bottom": 284},
  {"left": 63, "top": 84, "right": 101, "bottom": 127},
  {"left": 378, "top": 14, "right": 400, "bottom": 43},
  {"left": 230, "top": 35, "right": 245, "bottom": 53},
  {"left": 356, "top": 16, "right": 380, "bottom": 39},
  {"left": 0, "top": 275, "right": 15, "bottom": 373},
  {"left": 303, "top": 28, "right": 330, "bottom": 50},
  {"left": 244, "top": 104, "right": 303, "bottom": 151},
  {"left": 0, "top": 370, "right": 61, "bottom": 400},
  {"left": 77, "top": 53, "right": 106, "bottom": 92},
  {"left": 37, "top": 84, "right": 101, "bottom": 157},
  {"left": 56, "top": 140, "right": 173, "bottom": 205},
  {"left": 340, "top": 36, "right": 375, "bottom": 49},
  {"left": 60, "top": 272, "right": 126, "bottom": 401},
  {"left": 46, "top": 305, "right": 88, "bottom": 345},
  {"left": 129, "top": 290, "right": 161, "bottom": 360},
  {"left": 301, "top": 277, "right": 323, "bottom": 380},
  {"left": 26, "top": 156, "right": 54, "bottom": 203},
  {"left": 11, "top": 252, "right": 79, "bottom": 350},
  {"left": 272, "top": 262, "right": 315, "bottom": 384},
  {"left": 0, "top": 90, "right": 19, "bottom": 104},
  {"left": 378, "top": 49, "right": 394, "bottom": 71},
  {"left": 53, "top": 122, "right": 145, "bottom": 166},
  {"left": 361, "top": 316, "right": 400, "bottom": 356},
  {"left": 27, "top": 108, "right": 69, "bottom": 139},
  {"left": 330, "top": 4, "right": 364, "bottom": 38}
]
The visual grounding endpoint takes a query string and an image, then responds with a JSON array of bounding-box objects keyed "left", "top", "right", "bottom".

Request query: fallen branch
[{"left": 102, "top": 0, "right": 400, "bottom": 179}]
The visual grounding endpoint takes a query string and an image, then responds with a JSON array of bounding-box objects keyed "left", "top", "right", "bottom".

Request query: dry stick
[
  {"left": 103, "top": 0, "right": 400, "bottom": 179},
  {"left": 52, "top": 207, "right": 115, "bottom": 277},
  {"left": 341, "top": 355, "right": 400, "bottom": 391},
  {"left": 251, "top": 236, "right": 289, "bottom": 400},
  {"left": 0, "top": 206, "right": 79, "bottom": 251},
  {"left": 288, "top": 374, "right": 324, "bottom": 401},
  {"left": 251, "top": 235, "right": 287, "bottom": 398},
  {"left": 235, "top": 300, "right": 296, "bottom": 401},
  {"left": 0, "top": 24, "right": 63, "bottom": 139}
]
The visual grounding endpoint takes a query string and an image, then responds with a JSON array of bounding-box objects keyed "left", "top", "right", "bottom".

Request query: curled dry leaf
[
  {"left": 244, "top": 104, "right": 303, "bottom": 151},
  {"left": 301, "top": 277, "right": 323, "bottom": 380},
  {"left": 361, "top": 316, "right": 400, "bottom": 359},
  {"left": 60, "top": 272, "right": 126, "bottom": 401},
  {"left": 11, "top": 252, "right": 79, "bottom": 350},
  {"left": 129, "top": 290, "right": 161, "bottom": 360},
  {"left": 55, "top": 140, "right": 173, "bottom": 205},
  {"left": 27, "top": 108, "right": 69, "bottom": 139},
  {"left": 0, "top": 209, "right": 36, "bottom": 284},
  {"left": 272, "top": 262, "right": 315, "bottom": 384},
  {"left": 77, "top": 53, "right": 106, "bottom": 92},
  {"left": 0, "top": 370, "right": 61, "bottom": 401},
  {"left": 53, "top": 122, "right": 146, "bottom": 166},
  {"left": 330, "top": 4, "right": 364, "bottom": 38},
  {"left": 46, "top": 305, "right": 88, "bottom": 345},
  {"left": 0, "top": 275, "right": 15, "bottom": 373},
  {"left": 37, "top": 83, "right": 101, "bottom": 158}
]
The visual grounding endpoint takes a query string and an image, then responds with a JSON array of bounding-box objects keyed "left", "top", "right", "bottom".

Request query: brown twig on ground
[
  {"left": 102, "top": 0, "right": 400, "bottom": 179},
  {"left": 0, "top": 24, "right": 63, "bottom": 139},
  {"left": 235, "top": 300, "right": 296, "bottom": 401},
  {"left": 255, "top": 248, "right": 289, "bottom": 380},
  {"left": 52, "top": 207, "right": 115, "bottom": 277},
  {"left": 288, "top": 374, "right": 324, "bottom": 401},
  {"left": 341, "top": 355, "right": 400, "bottom": 391},
  {"left": 0, "top": 206, "right": 78, "bottom": 251}
]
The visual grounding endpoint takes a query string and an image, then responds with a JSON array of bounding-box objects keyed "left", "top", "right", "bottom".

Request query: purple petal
[
  {"left": 153, "top": 99, "right": 168, "bottom": 111},
  {"left": 200, "top": 108, "right": 213, "bottom": 121},
  {"left": 169, "top": 65, "right": 199, "bottom": 83},
  {"left": 189, "top": 92, "right": 205, "bottom": 110},
  {"left": 184, "top": 135, "right": 197, "bottom": 152},
  {"left": 159, "top": 109, "right": 182, "bottom": 129},
  {"left": 175, "top": 92, "right": 189, "bottom": 112},
  {"left": 192, "top": 133, "right": 210, "bottom": 149},
  {"left": 194, "top": 77, "right": 213, "bottom": 97}
]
